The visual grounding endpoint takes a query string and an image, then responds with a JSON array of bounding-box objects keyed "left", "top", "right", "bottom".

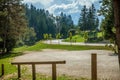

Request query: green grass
[
  {"left": 0, "top": 52, "right": 24, "bottom": 76},
  {"left": 63, "top": 35, "right": 85, "bottom": 42},
  {"left": 97, "top": 32, "right": 103, "bottom": 37},
  {"left": 64, "top": 32, "right": 103, "bottom": 43},
  {"left": 15, "top": 41, "right": 111, "bottom": 52},
  {"left": 6, "top": 73, "right": 90, "bottom": 80}
]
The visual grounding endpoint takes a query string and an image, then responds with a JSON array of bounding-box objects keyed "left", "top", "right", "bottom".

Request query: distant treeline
[{"left": 25, "top": 4, "right": 74, "bottom": 40}]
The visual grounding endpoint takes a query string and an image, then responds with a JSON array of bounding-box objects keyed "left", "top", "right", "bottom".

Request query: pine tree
[
  {"left": 87, "top": 4, "right": 98, "bottom": 30},
  {"left": 78, "top": 4, "right": 99, "bottom": 31},
  {"left": 78, "top": 5, "right": 88, "bottom": 31},
  {"left": 0, "top": 0, "right": 27, "bottom": 53}
]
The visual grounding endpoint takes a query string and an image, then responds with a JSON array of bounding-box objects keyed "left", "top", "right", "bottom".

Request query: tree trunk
[{"left": 113, "top": 0, "right": 120, "bottom": 68}]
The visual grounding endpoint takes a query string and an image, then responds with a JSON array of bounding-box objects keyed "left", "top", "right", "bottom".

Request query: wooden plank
[
  {"left": 91, "top": 53, "right": 97, "bottom": 80},
  {"left": 1, "top": 64, "right": 4, "bottom": 75},
  {"left": 18, "top": 64, "right": 21, "bottom": 78},
  {"left": 52, "top": 64, "right": 56, "bottom": 80},
  {"left": 11, "top": 61, "right": 66, "bottom": 65},
  {"left": 32, "top": 64, "right": 36, "bottom": 80}
]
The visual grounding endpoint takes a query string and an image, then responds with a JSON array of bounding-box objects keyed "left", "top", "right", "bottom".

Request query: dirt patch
[{"left": 12, "top": 49, "right": 120, "bottom": 79}]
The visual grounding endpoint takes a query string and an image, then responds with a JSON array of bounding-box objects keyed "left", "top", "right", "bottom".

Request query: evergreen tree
[
  {"left": 78, "top": 5, "right": 88, "bottom": 31},
  {"left": 0, "top": 0, "right": 27, "bottom": 53},
  {"left": 78, "top": 4, "right": 99, "bottom": 31},
  {"left": 25, "top": 5, "right": 56, "bottom": 40},
  {"left": 59, "top": 12, "right": 74, "bottom": 38},
  {"left": 87, "top": 4, "right": 97, "bottom": 30}
]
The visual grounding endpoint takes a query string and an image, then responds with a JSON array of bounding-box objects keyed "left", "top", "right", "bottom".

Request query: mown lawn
[
  {"left": 14, "top": 41, "right": 111, "bottom": 52},
  {"left": 63, "top": 35, "right": 85, "bottom": 42}
]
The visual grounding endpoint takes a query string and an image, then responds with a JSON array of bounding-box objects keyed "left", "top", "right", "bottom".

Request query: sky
[{"left": 23, "top": 0, "right": 101, "bottom": 25}]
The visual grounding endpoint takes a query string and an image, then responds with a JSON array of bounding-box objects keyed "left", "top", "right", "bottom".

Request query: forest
[
  {"left": 0, "top": 0, "right": 118, "bottom": 57},
  {"left": 0, "top": 0, "right": 120, "bottom": 80},
  {"left": 0, "top": 0, "right": 100, "bottom": 53}
]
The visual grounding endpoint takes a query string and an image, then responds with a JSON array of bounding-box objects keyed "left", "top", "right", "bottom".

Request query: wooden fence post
[
  {"left": 18, "top": 64, "right": 21, "bottom": 78},
  {"left": 1, "top": 64, "right": 4, "bottom": 76},
  {"left": 91, "top": 53, "right": 97, "bottom": 80},
  {"left": 32, "top": 64, "right": 36, "bottom": 80},
  {"left": 11, "top": 61, "right": 65, "bottom": 80},
  {"left": 52, "top": 64, "right": 56, "bottom": 80}
]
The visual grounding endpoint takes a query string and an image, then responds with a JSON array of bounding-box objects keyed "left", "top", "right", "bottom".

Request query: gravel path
[
  {"left": 43, "top": 39, "right": 113, "bottom": 46},
  {"left": 13, "top": 49, "right": 120, "bottom": 79}
]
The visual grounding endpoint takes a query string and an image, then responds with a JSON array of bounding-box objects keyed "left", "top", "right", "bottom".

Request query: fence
[
  {"left": 1, "top": 53, "right": 119, "bottom": 80},
  {"left": 11, "top": 61, "right": 66, "bottom": 80}
]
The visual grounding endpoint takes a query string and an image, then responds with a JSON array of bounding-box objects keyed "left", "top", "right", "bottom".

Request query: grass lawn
[
  {"left": 0, "top": 41, "right": 111, "bottom": 79},
  {"left": 15, "top": 41, "right": 111, "bottom": 52},
  {"left": 63, "top": 35, "right": 85, "bottom": 42},
  {"left": 97, "top": 32, "right": 103, "bottom": 38},
  {"left": 0, "top": 52, "right": 23, "bottom": 78}
]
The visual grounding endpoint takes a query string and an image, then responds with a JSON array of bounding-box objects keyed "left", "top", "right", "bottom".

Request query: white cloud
[
  {"left": 47, "top": 0, "right": 99, "bottom": 15},
  {"left": 23, "top": 0, "right": 54, "bottom": 6},
  {"left": 47, "top": 1, "right": 80, "bottom": 14}
]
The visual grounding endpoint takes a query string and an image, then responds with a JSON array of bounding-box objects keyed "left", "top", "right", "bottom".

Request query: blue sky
[{"left": 23, "top": 0, "right": 101, "bottom": 25}]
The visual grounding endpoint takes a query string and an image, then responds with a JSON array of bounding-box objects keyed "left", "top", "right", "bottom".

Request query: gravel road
[{"left": 13, "top": 49, "right": 120, "bottom": 80}]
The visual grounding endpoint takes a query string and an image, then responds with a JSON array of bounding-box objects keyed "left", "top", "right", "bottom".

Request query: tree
[
  {"left": 25, "top": 5, "right": 56, "bottom": 40},
  {"left": 99, "top": 0, "right": 115, "bottom": 40},
  {"left": 43, "top": 33, "right": 48, "bottom": 40},
  {"left": 78, "top": 5, "right": 88, "bottom": 31},
  {"left": 113, "top": 0, "right": 120, "bottom": 67},
  {"left": 84, "top": 31, "right": 88, "bottom": 43},
  {"left": 87, "top": 4, "right": 97, "bottom": 30},
  {"left": 49, "top": 34, "right": 52, "bottom": 44},
  {"left": 0, "top": 0, "right": 27, "bottom": 53},
  {"left": 78, "top": 4, "right": 99, "bottom": 31},
  {"left": 22, "top": 27, "right": 36, "bottom": 46},
  {"left": 58, "top": 12, "right": 74, "bottom": 38},
  {"left": 56, "top": 33, "right": 61, "bottom": 44},
  {"left": 99, "top": 0, "right": 116, "bottom": 51},
  {"left": 100, "top": 0, "right": 120, "bottom": 67},
  {"left": 69, "top": 32, "right": 73, "bottom": 45}
]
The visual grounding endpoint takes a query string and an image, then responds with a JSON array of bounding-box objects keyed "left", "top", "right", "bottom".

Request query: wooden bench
[{"left": 11, "top": 61, "right": 66, "bottom": 80}]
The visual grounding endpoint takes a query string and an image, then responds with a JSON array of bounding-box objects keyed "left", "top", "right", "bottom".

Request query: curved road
[{"left": 43, "top": 39, "right": 112, "bottom": 46}]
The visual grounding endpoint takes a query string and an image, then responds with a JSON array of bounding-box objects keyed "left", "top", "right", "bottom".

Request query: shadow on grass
[{"left": 0, "top": 52, "right": 23, "bottom": 59}]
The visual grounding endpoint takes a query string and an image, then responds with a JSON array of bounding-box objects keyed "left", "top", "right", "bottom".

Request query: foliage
[
  {"left": 69, "top": 32, "right": 73, "bottom": 42},
  {"left": 43, "top": 33, "right": 49, "bottom": 40},
  {"left": 83, "top": 31, "right": 88, "bottom": 42},
  {"left": 60, "top": 13, "right": 74, "bottom": 38},
  {"left": 18, "top": 27, "right": 36, "bottom": 46},
  {"left": 0, "top": 0, "right": 27, "bottom": 53},
  {"left": 99, "top": 0, "right": 115, "bottom": 41},
  {"left": 78, "top": 4, "right": 99, "bottom": 31},
  {"left": 63, "top": 35, "right": 84, "bottom": 42},
  {"left": 25, "top": 4, "right": 56, "bottom": 41},
  {"left": 99, "top": 0, "right": 117, "bottom": 53}
]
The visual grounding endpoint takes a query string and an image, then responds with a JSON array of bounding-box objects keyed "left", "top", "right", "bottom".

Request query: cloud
[
  {"left": 47, "top": 0, "right": 99, "bottom": 15},
  {"left": 47, "top": 1, "right": 80, "bottom": 15},
  {"left": 23, "top": 0, "right": 54, "bottom": 7}
]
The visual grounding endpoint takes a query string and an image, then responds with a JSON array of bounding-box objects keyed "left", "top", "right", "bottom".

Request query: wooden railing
[{"left": 11, "top": 61, "right": 66, "bottom": 80}]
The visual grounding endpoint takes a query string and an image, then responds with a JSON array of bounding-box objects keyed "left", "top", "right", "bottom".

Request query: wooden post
[
  {"left": 32, "top": 64, "right": 36, "bottom": 80},
  {"left": 11, "top": 61, "right": 65, "bottom": 80},
  {"left": 18, "top": 64, "right": 21, "bottom": 78},
  {"left": 52, "top": 64, "right": 56, "bottom": 80},
  {"left": 91, "top": 54, "right": 97, "bottom": 80},
  {"left": 1, "top": 64, "right": 4, "bottom": 75}
]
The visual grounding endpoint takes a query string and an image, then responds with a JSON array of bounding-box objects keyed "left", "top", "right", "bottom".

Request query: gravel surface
[
  {"left": 13, "top": 49, "right": 120, "bottom": 80},
  {"left": 43, "top": 40, "right": 113, "bottom": 46}
]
